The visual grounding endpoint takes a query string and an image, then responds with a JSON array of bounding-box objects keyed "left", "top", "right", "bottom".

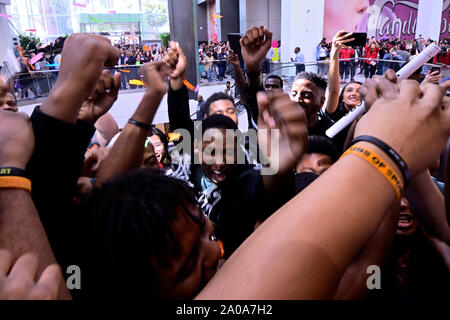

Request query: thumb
[
  {"left": 257, "top": 91, "right": 276, "bottom": 128},
  {"left": 175, "top": 42, "right": 186, "bottom": 62},
  {"left": 109, "top": 72, "right": 121, "bottom": 101},
  {"left": 263, "top": 29, "right": 273, "bottom": 50}
]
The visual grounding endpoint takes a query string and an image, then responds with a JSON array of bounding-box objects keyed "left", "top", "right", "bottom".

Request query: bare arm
[
  {"left": 229, "top": 52, "right": 248, "bottom": 106},
  {"left": 0, "top": 110, "right": 70, "bottom": 299},
  {"left": 326, "top": 31, "right": 355, "bottom": 115},
  {"left": 95, "top": 62, "right": 169, "bottom": 185},
  {"left": 334, "top": 201, "right": 399, "bottom": 299},
  {"left": 0, "top": 189, "right": 71, "bottom": 299},
  {"left": 40, "top": 34, "right": 120, "bottom": 124},
  {"left": 326, "top": 48, "right": 342, "bottom": 115},
  {"left": 240, "top": 26, "right": 273, "bottom": 96}
]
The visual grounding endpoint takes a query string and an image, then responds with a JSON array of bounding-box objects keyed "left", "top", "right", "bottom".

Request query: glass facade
[{"left": 6, "top": 0, "right": 169, "bottom": 42}]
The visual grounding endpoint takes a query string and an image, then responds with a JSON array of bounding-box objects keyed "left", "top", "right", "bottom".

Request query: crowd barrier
[{"left": 9, "top": 58, "right": 449, "bottom": 102}]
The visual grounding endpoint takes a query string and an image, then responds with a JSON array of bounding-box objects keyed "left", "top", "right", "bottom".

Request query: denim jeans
[{"left": 206, "top": 69, "right": 213, "bottom": 82}]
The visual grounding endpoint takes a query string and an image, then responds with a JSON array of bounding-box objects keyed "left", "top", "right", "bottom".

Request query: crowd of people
[
  {"left": 0, "top": 25, "right": 449, "bottom": 302},
  {"left": 315, "top": 34, "right": 450, "bottom": 83}
]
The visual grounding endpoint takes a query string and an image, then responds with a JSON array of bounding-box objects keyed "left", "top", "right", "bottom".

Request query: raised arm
[
  {"left": 40, "top": 34, "right": 120, "bottom": 124},
  {"left": 228, "top": 51, "right": 247, "bottom": 106},
  {"left": 197, "top": 80, "right": 450, "bottom": 299},
  {"left": 0, "top": 110, "right": 70, "bottom": 299},
  {"left": 326, "top": 31, "right": 354, "bottom": 115},
  {"left": 95, "top": 62, "right": 169, "bottom": 185},
  {"left": 257, "top": 90, "right": 307, "bottom": 196},
  {"left": 164, "top": 42, "right": 194, "bottom": 136},
  {"left": 240, "top": 26, "right": 273, "bottom": 96},
  {"left": 239, "top": 26, "right": 273, "bottom": 125}
]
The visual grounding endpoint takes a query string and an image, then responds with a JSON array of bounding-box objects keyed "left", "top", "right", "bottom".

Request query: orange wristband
[
  {"left": 0, "top": 176, "right": 32, "bottom": 193},
  {"left": 340, "top": 144, "right": 403, "bottom": 200}
]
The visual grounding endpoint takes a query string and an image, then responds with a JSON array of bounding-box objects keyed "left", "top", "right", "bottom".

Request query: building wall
[
  {"left": 241, "top": 0, "right": 281, "bottom": 40},
  {"left": 219, "top": 0, "right": 239, "bottom": 41},
  {"left": 197, "top": 3, "right": 208, "bottom": 42}
]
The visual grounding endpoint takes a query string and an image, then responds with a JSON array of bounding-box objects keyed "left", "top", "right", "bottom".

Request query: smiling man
[{"left": 289, "top": 72, "right": 334, "bottom": 136}]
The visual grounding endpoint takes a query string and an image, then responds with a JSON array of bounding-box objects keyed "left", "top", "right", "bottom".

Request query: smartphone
[
  {"left": 343, "top": 32, "right": 367, "bottom": 47},
  {"left": 431, "top": 66, "right": 440, "bottom": 73},
  {"left": 228, "top": 33, "right": 243, "bottom": 58}
]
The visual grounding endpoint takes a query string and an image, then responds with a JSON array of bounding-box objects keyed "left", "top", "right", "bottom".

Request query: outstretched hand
[
  {"left": 358, "top": 69, "right": 399, "bottom": 111},
  {"left": 331, "top": 30, "right": 354, "bottom": 52},
  {"left": 78, "top": 70, "right": 121, "bottom": 125},
  {"left": 240, "top": 26, "right": 273, "bottom": 73},
  {"left": 356, "top": 79, "right": 450, "bottom": 175},
  {"left": 228, "top": 50, "right": 240, "bottom": 68}
]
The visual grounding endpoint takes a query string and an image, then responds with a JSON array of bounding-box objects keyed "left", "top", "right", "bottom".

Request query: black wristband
[
  {"left": 128, "top": 118, "right": 151, "bottom": 130},
  {"left": 0, "top": 167, "right": 28, "bottom": 178},
  {"left": 350, "top": 135, "right": 411, "bottom": 188}
]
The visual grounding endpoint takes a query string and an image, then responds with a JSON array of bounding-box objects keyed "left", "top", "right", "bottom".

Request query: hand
[
  {"left": 240, "top": 26, "right": 273, "bottom": 73},
  {"left": 0, "top": 250, "right": 61, "bottom": 300},
  {"left": 355, "top": 79, "right": 450, "bottom": 176},
  {"left": 423, "top": 70, "right": 441, "bottom": 85},
  {"left": 358, "top": 69, "right": 399, "bottom": 111},
  {"left": 139, "top": 61, "right": 170, "bottom": 97},
  {"left": 0, "top": 110, "right": 34, "bottom": 169},
  {"left": 257, "top": 90, "right": 308, "bottom": 175},
  {"left": 78, "top": 70, "right": 121, "bottom": 125},
  {"left": 55, "top": 34, "right": 120, "bottom": 103},
  {"left": 228, "top": 50, "right": 240, "bottom": 68},
  {"left": 81, "top": 147, "right": 110, "bottom": 178},
  {"left": 332, "top": 30, "right": 354, "bottom": 52},
  {"left": 164, "top": 41, "right": 187, "bottom": 80}
]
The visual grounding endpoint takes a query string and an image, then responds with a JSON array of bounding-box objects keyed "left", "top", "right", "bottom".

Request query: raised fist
[
  {"left": 57, "top": 34, "right": 120, "bottom": 102},
  {"left": 240, "top": 26, "right": 273, "bottom": 73}
]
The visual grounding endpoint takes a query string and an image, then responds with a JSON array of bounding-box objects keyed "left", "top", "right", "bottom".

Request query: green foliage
[
  {"left": 19, "top": 33, "right": 41, "bottom": 53},
  {"left": 159, "top": 32, "right": 170, "bottom": 47}
]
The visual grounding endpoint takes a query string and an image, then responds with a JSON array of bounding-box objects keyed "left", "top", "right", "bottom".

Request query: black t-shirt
[
  {"left": 193, "top": 164, "right": 291, "bottom": 258},
  {"left": 310, "top": 109, "right": 350, "bottom": 154},
  {"left": 191, "top": 165, "right": 295, "bottom": 258},
  {"left": 308, "top": 110, "right": 334, "bottom": 136},
  {"left": 326, "top": 103, "right": 348, "bottom": 123}
]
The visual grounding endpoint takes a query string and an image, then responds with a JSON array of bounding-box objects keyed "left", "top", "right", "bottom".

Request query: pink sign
[
  {"left": 440, "top": 1, "right": 450, "bottom": 39},
  {"left": 73, "top": 3, "right": 86, "bottom": 8},
  {"left": 323, "top": 0, "right": 420, "bottom": 42},
  {"left": 29, "top": 52, "right": 43, "bottom": 65}
]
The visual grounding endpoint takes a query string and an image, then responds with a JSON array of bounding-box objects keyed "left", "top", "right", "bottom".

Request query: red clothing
[
  {"left": 433, "top": 51, "right": 450, "bottom": 65},
  {"left": 340, "top": 48, "right": 355, "bottom": 61},
  {"left": 364, "top": 45, "right": 379, "bottom": 64}
]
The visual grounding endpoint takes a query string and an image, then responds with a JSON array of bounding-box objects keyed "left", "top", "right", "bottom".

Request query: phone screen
[
  {"left": 228, "top": 33, "right": 243, "bottom": 59},
  {"left": 344, "top": 32, "right": 367, "bottom": 47}
]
